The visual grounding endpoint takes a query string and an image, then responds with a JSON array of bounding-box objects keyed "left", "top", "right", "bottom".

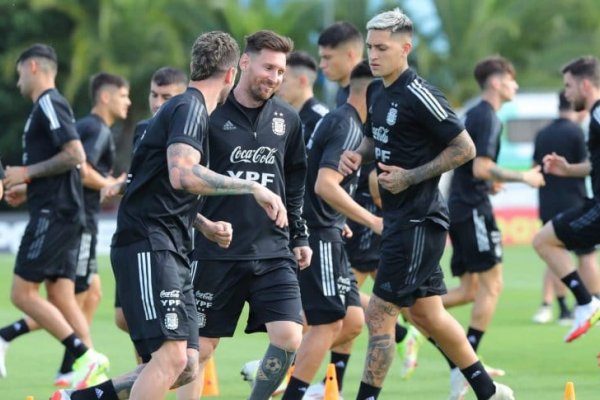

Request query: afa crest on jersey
[
  {"left": 164, "top": 312, "right": 179, "bottom": 330},
  {"left": 272, "top": 112, "right": 286, "bottom": 136},
  {"left": 386, "top": 103, "right": 398, "bottom": 126}
]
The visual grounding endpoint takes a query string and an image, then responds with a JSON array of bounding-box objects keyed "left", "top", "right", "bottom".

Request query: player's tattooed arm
[
  {"left": 362, "top": 296, "right": 398, "bottom": 387},
  {"left": 356, "top": 136, "right": 376, "bottom": 163}
]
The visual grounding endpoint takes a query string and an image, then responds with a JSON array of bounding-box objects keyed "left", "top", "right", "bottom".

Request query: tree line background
[{"left": 0, "top": 0, "right": 599, "bottom": 179}]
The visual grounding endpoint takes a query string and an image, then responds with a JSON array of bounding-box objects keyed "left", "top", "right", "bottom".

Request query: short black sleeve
[
  {"left": 38, "top": 93, "right": 79, "bottom": 148},
  {"left": 77, "top": 116, "right": 110, "bottom": 168},
  {"left": 166, "top": 94, "right": 208, "bottom": 154},
  {"left": 466, "top": 102, "right": 499, "bottom": 159}
]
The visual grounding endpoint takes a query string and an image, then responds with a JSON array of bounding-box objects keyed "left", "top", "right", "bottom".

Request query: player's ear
[
  {"left": 239, "top": 53, "right": 250, "bottom": 71},
  {"left": 224, "top": 67, "right": 237, "bottom": 85}
]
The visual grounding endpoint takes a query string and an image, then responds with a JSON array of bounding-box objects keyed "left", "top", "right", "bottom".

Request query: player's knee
[
  {"left": 532, "top": 231, "right": 547, "bottom": 254},
  {"left": 342, "top": 307, "right": 364, "bottom": 340},
  {"left": 114, "top": 309, "right": 129, "bottom": 332},
  {"left": 173, "top": 352, "right": 199, "bottom": 388}
]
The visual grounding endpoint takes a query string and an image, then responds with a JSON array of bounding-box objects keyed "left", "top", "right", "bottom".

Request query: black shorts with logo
[
  {"left": 14, "top": 210, "right": 82, "bottom": 283},
  {"left": 191, "top": 258, "right": 303, "bottom": 337},
  {"left": 301, "top": 228, "right": 356, "bottom": 325},
  {"left": 373, "top": 218, "right": 447, "bottom": 308},
  {"left": 344, "top": 198, "right": 381, "bottom": 273},
  {"left": 553, "top": 199, "right": 600, "bottom": 251},
  {"left": 111, "top": 239, "right": 198, "bottom": 361},
  {"left": 541, "top": 213, "right": 595, "bottom": 256},
  {"left": 449, "top": 208, "right": 502, "bottom": 277},
  {"left": 75, "top": 231, "right": 98, "bottom": 294}
]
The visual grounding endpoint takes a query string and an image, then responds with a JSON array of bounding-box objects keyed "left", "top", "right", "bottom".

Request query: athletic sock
[
  {"left": 328, "top": 352, "right": 350, "bottom": 392},
  {"left": 59, "top": 348, "right": 76, "bottom": 374},
  {"left": 428, "top": 337, "right": 455, "bottom": 369},
  {"left": 61, "top": 333, "right": 89, "bottom": 359},
  {"left": 356, "top": 381, "right": 381, "bottom": 399},
  {"left": 557, "top": 296, "right": 570, "bottom": 315},
  {"left": 282, "top": 376, "right": 310, "bottom": 400},
  {"left": 561, "top": 271, "right": 592, "bottom": 305},
  {"left": 461, "top": 361, "right": 495, "bottom": 400},
  {"left": 395, "top": 322, "right": 408, "bottom": 343},
  {"left": 0, "top": 319, "right": 30, "bottom": 342},
  {"left": 70, "top": 380, "right": 118, "bottom": 400},
  {"left": 466, "top": 327, "right": 484, "bottom": 353},
  {"left": 249, "top": 344, "right": 295, "bottom": 400}
]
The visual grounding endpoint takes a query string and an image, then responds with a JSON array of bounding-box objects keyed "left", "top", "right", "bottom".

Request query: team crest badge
[
  {"left": 164, "top": 312, "right": 179, "bottom": 330},
  {"left": 386, "top": 103, "right": 398, "bottom": 125},
  {"left": 272, "top": 112, "right": 286, "bottom": 135}
]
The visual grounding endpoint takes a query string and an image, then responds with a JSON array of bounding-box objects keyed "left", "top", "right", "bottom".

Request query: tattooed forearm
[
  {"left": 192, "top": 213, "right": 207, "bottom": 231},
  {"left": 363, "top": 334, "right": 394, "bottom": 386},
  {"left": 191, "top": 164, "right": 256, "bottom": 195},
  {"left": 27, "top": 140, "right": 85, "bottom": 179},
  {"left": 489, "top": 165, "right": 523, "bottom": 182},
  {"left": 406, "top": 130, "right": 475, "bottom": 186}
]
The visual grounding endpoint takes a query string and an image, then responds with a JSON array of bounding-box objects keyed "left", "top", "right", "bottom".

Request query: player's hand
[
  {"left": 542, "top": 152, "right": 569, "bottom": 177},
  {"left": 3, "top": 166, "right": 29, "bottom": 189},
  {"left": 371, "top": 216, "right": 384, "bottom": 235},
  {"left": 342, "top": 224, "right": 353, "bottom": 238},
  {"left": 293, "top": 245, "right": 312, "bottom": 270},
  {"left": 339, "top": 150, "right": 362, "bottom": 176},
  {"left": 377, "top": 163, "right": 412, "bottom": 194},
  {"left": 4, "top": 184, "right": 27, "bottom": 207},
  {"left": 101, "top": 181, "right": 125, "bottom": 203},
  {"left": 251, "top": 184, "right": 288, "bottom": 228},
  {"left": 522, "top": 165, "right": 545, "bottom": 187},
  {"left": 490, "top": 181, "right": 505, "bottom": 195},
  {"left": 199, "top": 220, "right": 233, "bottom": 249}
]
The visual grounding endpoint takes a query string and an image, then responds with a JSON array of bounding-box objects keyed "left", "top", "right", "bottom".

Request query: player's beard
[
  {"left": 249, "top": 78, "right": 278, "bottom": 103},
  {"left": 572, "top": 96, "right": 586, "bottom": 112}
]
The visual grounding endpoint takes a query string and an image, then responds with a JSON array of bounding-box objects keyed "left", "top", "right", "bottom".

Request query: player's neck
[
  {"left": 91, "top": 106, "right": 115, "bottom": 127},
  {"left": 233, "top": 84, "right": 266, "bottom": 109},
  {"left": 347, "top": 93, "right": 367, "bottom": 123},
  {"left": 31, "top": 81, "right": 55, "bottom": 103},
  {"left": 481, "top": 91, "right": 503, "bottom": 111},
  {"left": 382, "top": 65, "right": 408, "bottom": 87},
  {"left": 586, "top": 90, "right": 600, "bottom": 111},
  {"left": 291, "top": 92, "right": 313, "bottom": 111},
  {"left": 189, "top": 80, "right": 221, "bottom": 115}
]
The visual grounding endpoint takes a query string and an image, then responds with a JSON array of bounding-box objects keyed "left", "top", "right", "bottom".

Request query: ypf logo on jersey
[
  {"left": 386, "top": 102, "right": 398, "bottom": 126},
  {"left": 272, "top": 112, "right": 286, "bottom": 136}
]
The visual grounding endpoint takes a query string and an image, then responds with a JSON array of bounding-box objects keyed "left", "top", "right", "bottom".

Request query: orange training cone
[
  {"left": 202, "top": 356, "right": 220, "bottom": 397},
  {"left": 564, "top": 381, "right": 575, "bottom": 400},
  {"left": 323, "top": 363, "right": 340, "bottom": 400}
]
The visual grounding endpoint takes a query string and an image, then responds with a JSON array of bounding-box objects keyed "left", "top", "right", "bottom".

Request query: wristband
[{"left": 24, "top": 166, "right": 32, "bottom": 184}]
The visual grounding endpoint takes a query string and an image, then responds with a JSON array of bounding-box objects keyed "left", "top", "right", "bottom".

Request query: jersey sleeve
[
  {"left": 408, "top": 80, "right": 464, "bottom": 144},
  {"left": 39, "top": 94, "right": 79, "bottom": 148},
  {"left": 166, "top": 96, "right": 208, "bottom": 157},
  {"left": 318, "top": 115, "right": 362, "bottom": 171},
  {"left": 77, "top": 119, "right": 110, "bottom": 168},
  {"left": 572, "top": 127, "right": 588, "bottom": 163},
  {"left": 467, "top": 107, "right": 498, "bottom": 158}
]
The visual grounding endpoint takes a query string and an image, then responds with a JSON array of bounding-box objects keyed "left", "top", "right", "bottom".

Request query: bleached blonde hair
[{"left": 366, "top": 8, "right": 413, "bottom": 34}]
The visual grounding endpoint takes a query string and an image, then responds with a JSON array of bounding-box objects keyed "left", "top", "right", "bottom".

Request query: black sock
[
  {"left": 466, "top": 327, "right": 484, "bottom": 353},
  {"left": 557, "top": 296, "right": 570, "bottom": 315},
  {"left": 561, "top": 271, "right": 592, "bottom": 305},
  {"left": 282, "top": 376, "right": 310, "bottom": 400},
  {"left": 0, "top": 319, "right": 30, "bottom": 342},
  {"left": 71, "top": 380, "right": 118, "bottom": 399},
  {"left": 59, "top": 348, "right": 76, "bottom": 374},
  {"left": 356, "top": 381, "right": 381, "bottom": 400},
  {"left": 428, "top": 337, "right": 455, "bottom": 370},
  {"left": 328, "top": 352, "right": 350, "bottom": 392},
  {"left": 395, "top": 322, "right": 408, "bottom": 343},
  {"left": 461, "top": 361, "right": 495, "bottom": 400},
  {"left": 61, "top": 333, "right": 89, "bottom": 359}
]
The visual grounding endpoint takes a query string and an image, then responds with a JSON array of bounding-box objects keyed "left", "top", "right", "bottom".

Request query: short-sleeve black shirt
[
  {"left": 132, "top": 118, "right": 150, "bottom": 150},
  {"left": 77, "top": 114, "right": 116, "bottom": 233},
  {"left": 22, "top": 88, "right": 84, "bottom": 223},
  {"left": 112, "top": 87, "right": 208, "bottom": 255},
  {"left": 304, "top": 103, "right": 363, "bottom": 230},
  {"left": 588, "top": 100, "right": 600, "bottom": 200},
  {"left": 366, "top": 68, "right": 463, "bottom": 228},
  {"left": 448, "top": 100, "right": 501, "bottom": 222},
  {"left": 299, "top": 97, "right": 328, "bottom": 144}
]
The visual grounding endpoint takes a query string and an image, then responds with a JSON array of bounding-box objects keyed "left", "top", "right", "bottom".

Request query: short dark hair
[
  {"left": 350, "top": 59, "right": 373, "bottom": 81},
  {"left": 190, "top": 31, "right": 240, "bottom": 81},
  {"left": 17, "top": 43, "right": 57, "bottom": 66},
  {"left": 287, "top": 51, "right": 317, "bottom": 72},
  {"left": 244, "top": 30, "right": 294, "bottom": 55},
  {"left": 473, "top": 55, "right": 516, "bottom": 89},
  {"left": 561, "top": 56, "right": 600, "bottom": 88},
  {"left": 151, "top": 67, "right": 187, "bottom": 87},
  {"left": 318, "top": 21, "right": 362, "bottom": 48},
  {"left": 558, "top": 90, "right": 571, "bottom": 111},
  {"left": 89, "top": 72, "right": 129, "bottom": 104}
]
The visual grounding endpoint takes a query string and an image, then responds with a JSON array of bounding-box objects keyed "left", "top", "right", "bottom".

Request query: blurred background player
[{"left": 532, "top": 90, "right": 600, "bottom": 325}]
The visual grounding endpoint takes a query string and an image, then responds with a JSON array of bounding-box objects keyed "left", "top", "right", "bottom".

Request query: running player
[{"left": 339, "top": 9, "right": 514, "bottom": 400}]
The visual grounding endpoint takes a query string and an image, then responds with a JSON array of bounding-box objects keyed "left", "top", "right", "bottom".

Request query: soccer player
[
  {"left": 282, "top": 60, "right": 382, "bottom": 400},
  {"left": 277, "top": 51, "right": 329, "bottom": 144},
  {"left": 51, "top": 30, "right": 288, "bottom": 400},
  {"left": 132, "top": 66, "right": 188, "bottom": 148},
  {"left": 532, "top": 90, "right": 600, "bottom": 325},
  {"left": 176, "top": 30, "right": 311, "bottom": 400},
  {"left": 0, "top": 43, "right": 109, "bottom": 388},
  {"left": 533, "top": 55, "right": 600, "bottom": 343},
  {"left": 443, "top": 55, "right": 544, "bottom": 397},
  {"left": 339, "top": 9, "right": 513, "bottom": 400}
]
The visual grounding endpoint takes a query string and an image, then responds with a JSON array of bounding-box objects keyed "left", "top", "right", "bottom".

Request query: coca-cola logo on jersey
[{"left": 230, "top": 146, "right": 278, "bottom": 164}]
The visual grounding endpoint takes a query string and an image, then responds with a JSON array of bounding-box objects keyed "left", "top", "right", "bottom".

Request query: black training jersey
[
  {"left": 112, "top": 87, "right": 208, "bottom": 255},
  {"left": 336, "top": 85, "right": 350, "bottom": 107},
  {"left": 77, "top": 114, "right": 116, "bottom": 233},
  {"left": 299, "top": 97, "right": 328, "bottom": 144},
  {"left": 448, "top": 100, "right": 501, "bottom": 222},
  {"left": 0, "top": 158, "right": 4, "bottom": 179},
  {"left": 588, "top": 100, "right": 600, "bottom": 200},
  {"left": 22, "top": 88, "right": 84, "bottom": 223},
  {"left": 304, "top": 103, "right": 363, "bottom": 230},
  {"left": 132, "top": 118, "right": 150, "bottom": 150},
  {"left": 366, "top": 68, "right": 463, "bottom": 228},
  {"left": 194, "top": 91, "right": 308, "bottom": 261},
  {"left": 534, "top": 117, "right": 588, "bottom": 221}
]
